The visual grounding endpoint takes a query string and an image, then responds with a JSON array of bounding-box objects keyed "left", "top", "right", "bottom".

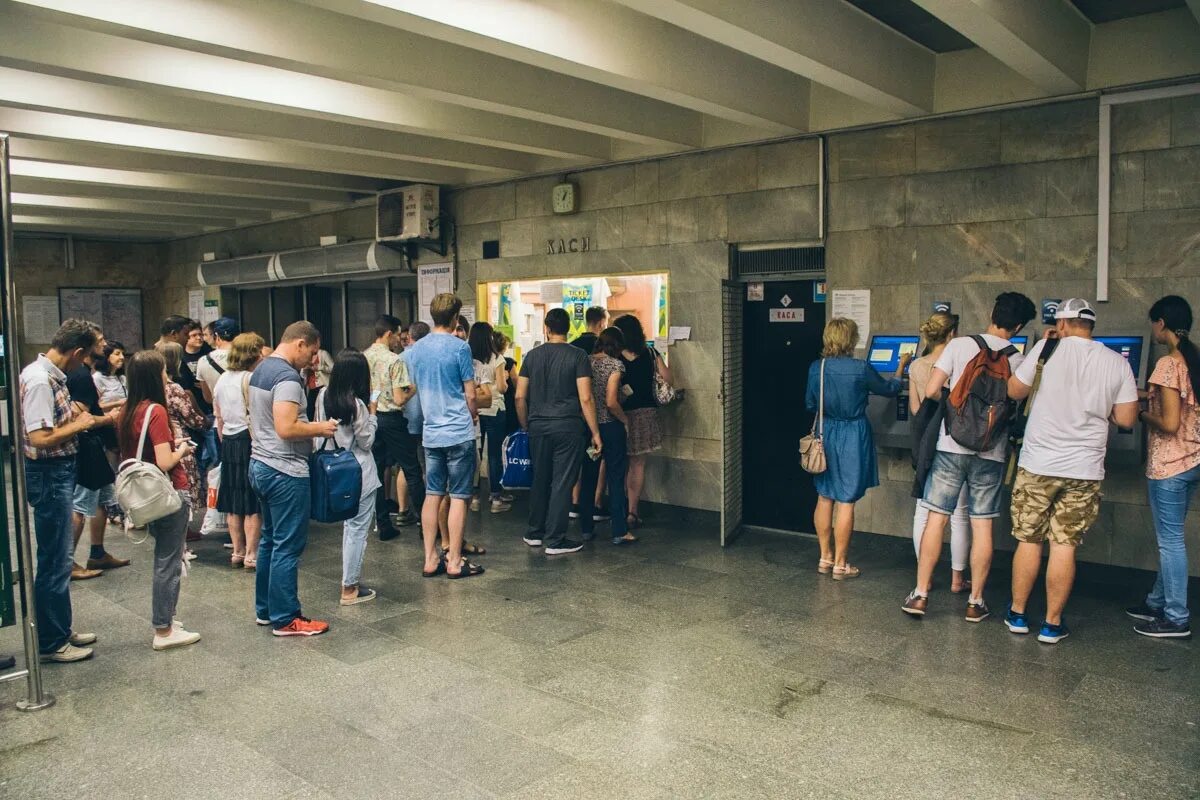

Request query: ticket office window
[{"left": 482, "top": 273, "right": 668, "bottom": 363}]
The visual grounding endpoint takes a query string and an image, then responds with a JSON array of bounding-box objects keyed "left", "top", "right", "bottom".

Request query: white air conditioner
[{"left": 377, "top": 184, "right": 440, "bottom": 241}]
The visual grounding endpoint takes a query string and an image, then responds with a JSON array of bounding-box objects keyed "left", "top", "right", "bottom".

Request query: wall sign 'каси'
[{"left": 546, "top": 237, "right": 591, "bottom": 255}]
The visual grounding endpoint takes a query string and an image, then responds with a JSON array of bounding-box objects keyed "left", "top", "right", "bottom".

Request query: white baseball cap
[{"left": 1055, "top": 298, "right": 1097, "bottom": 322}]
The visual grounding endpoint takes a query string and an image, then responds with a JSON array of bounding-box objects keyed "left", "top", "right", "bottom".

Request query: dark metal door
[{"left": 741, "top": 279, "right": 826, "bottom": 532}]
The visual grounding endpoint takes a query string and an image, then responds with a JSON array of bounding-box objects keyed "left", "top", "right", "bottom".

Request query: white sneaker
[
  {"left": 69, "top": 631, "right": 98, "bottom": 646},
  {"left": 153, "top": 627, "right": 201, "bottom": 651},
  {"left": 40, "top": 643, "right": 94, "bottom": 663}
]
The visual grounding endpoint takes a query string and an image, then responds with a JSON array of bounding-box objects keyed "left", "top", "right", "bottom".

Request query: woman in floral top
[
  {"left": 156, "top": 342, "right": 210, "bottom": 519},
  {"left": 1133, "top": 296, "right": 1200, "bottom": 639}
]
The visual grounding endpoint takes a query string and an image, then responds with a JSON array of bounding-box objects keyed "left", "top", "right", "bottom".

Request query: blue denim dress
[{"left": 805, "top": 357, "right": 902, "bottom": 503}]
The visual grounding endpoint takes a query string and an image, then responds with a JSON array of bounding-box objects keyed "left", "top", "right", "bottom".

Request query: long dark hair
[
  {"left": 323, "top": 349, "right": 370, "bottom": 425},
  {"left": 118, "top": 350, "right": 168, "bottom": 453},
  {"left": 95, "top": 340, "right": 125, "bottom": 376},
  {"left": 594, "top": 326, "right": 624, "bottom": 358},
  {"left": 1149, "top": 295, "right": 1200, "bottom": 398},
  {"left": 612, "top": 314, "right": 647, "bottom": 356},
  {"left": 468, "top": 321, "right": 495, "bottom": 364}
]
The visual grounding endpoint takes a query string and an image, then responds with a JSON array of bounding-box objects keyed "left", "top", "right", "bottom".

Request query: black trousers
[
  {"left": 526, "top": 422, "right": 586, "bottom": 548},
  {"left": 373, "top": 412, "right": 424, "bottom": 522}
]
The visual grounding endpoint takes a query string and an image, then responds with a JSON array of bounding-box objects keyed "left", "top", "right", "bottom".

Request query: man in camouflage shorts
[{"left": 1005, "top": 300, "right": 1139, "bottom": 644}]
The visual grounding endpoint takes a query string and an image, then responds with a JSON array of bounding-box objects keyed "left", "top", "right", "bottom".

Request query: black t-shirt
[
  {"left": 519, "top": 342, "right": 591, "bottom": 432},
  {"left": 620, "top": 350, "right": 657, "bottom": 411},
  {"left": 571, "top": 332, "right": 598, "bottom": 355},
  {"left": 67, "top": 365, "right": 117, "bottom": 450}
]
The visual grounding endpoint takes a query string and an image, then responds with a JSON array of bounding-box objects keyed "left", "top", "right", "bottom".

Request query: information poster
[
  {"left": 59, "top": 288, "right": 144, "bottom": 350},
  {"left": 562, "top": 282, "right": 592, "bottom": 339},
  {"left": 831, "top": 289, "right": 871, "bottom": 348},
  {"left": 497, "top": 283, "right": 513, "bottom": 327},
  {"left": 22, "top": 295, "right": 61, "bottom": 343},
  {"left": 202, "top": 299, "right": 220, "bottom": 324},
  {"left": 188, "top": 289, "right": 205, "bottom": 322},
  {"left": 416, "top": 262, "right": 454, "bottom": 325}
]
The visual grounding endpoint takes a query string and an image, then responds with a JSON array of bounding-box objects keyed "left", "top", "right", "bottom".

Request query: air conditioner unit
[{"left": 377, "top": 184, "right": 440, "bottom": 242}]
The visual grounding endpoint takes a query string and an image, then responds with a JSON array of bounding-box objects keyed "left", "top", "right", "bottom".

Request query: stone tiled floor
[{"left": 1, "top": 501, "right": 1197, "bottom": 799}]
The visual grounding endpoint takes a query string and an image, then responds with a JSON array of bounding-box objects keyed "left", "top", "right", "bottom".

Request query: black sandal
[
  {"left": 462, "top": 541, "right": 487, "bottom": 555},
  {"left": 422, "top": 559, "right": 446, "bottom": 578},
  {"left": 447, "top": 558, "right": 485, "bottom": 579}
]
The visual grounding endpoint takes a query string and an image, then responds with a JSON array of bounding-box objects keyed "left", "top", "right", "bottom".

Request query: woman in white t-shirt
[
  {"left": 908, "top": 313, "right": 971, "bottom": 594},
  {"left": 93, "top": 341, "right": 127, "bottom": 410},
  {"left": 469, "top": 322, "right": 510, "bottom": 514},
  {"left": 212, "top": 333, "right": 264, "bottom": 569}
]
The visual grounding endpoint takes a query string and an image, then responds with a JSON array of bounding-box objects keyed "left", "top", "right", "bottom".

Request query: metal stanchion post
[{"left": 0, "top": 134, "right": 55, "bottom": 711}]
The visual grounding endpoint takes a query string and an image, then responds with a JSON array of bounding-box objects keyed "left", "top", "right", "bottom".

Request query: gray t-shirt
[
  {"left": 248, "top": 354, "right": 312, "bottom": 478},
  {"left": 519, "top": 341, "right": 591, "bottom": 433}
]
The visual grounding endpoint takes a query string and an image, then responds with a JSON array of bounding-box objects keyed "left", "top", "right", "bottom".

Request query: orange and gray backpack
[{"left": 944, "top": 335, "right": 1018, "bottom": 452}]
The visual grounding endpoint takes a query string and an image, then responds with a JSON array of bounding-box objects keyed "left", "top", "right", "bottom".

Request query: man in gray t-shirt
[{"left": 247, "top": 321, "right": 337, "bottom": 637}]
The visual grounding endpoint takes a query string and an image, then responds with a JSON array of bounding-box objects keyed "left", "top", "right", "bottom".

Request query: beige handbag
[{"left": 798, "top": 359, "right": 827, "bottom": 474}]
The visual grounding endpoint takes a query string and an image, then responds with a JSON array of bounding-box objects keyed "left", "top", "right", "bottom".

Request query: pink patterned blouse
[{"left": 1146, "top": 354, "right": 1200, "bottom": 480}]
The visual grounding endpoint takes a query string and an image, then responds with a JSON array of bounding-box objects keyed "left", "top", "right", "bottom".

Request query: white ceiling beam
[
  {"left": 912, "top": 0, "right": 1090, "bottom": 92},
  {"left": 13, "top": 0, "right": 701, "bottom": 147},
  {"left": 0, "top": 107, "right": 472, "bottom": 184},
  {"left": 9, "top": 160, "right": 358, "bottom": 204},
  {"left": 13, "top": 213, "right": 205, "bottom": 236},
  {"left": 0, "top": 10, "right": 611, "bottom": 161},
  {"left": 11, "top": 193, "right": 274, "bottom": 223},
  {"left": 301, "top": 0, "right": 808, "bottom": 134},
  {"left": 0, "top": 67, "right": 545, "bottom": 174},
  {"left": 11, "top": 177, "right": 319, "bottom": 214},
  {"left": 8, "top": 138, "right": 389, "bottom": 193},
  {"left": 611, "top": 0, "right": 934, "bottom": 116},
  {"left": 13, "top": 202, "right": 244, "bottom": 228}
]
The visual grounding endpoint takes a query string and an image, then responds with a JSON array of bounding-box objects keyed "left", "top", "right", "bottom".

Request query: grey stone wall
[
  {"left": 451, "top": 138, "right": 822, "bottom": 512},
  {"left": 830, "top": 96, "right": 1200, "bottom": 575}
]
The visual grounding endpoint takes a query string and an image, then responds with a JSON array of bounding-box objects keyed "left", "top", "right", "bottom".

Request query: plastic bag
[
  {"left": 201, "top": 465, "right": 228, "bottom": 535},
  {"left": 500, "top": 431, "right": 532, "bottom": 490},
  {"left": 206, "top": 465, "right": 221, "bottom": 509}
]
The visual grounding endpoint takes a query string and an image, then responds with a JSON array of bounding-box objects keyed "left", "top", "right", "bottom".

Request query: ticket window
[{"left": 482, "top": 273, "right": 669, "bottom": 362}]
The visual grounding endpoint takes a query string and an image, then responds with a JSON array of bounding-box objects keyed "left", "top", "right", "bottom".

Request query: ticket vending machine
[
  {"left": 1095, "top": 335, "right": 1147, "bottom": 464},
  {"left": 865, "top": 334, "right": 920, "bottom": 449}
]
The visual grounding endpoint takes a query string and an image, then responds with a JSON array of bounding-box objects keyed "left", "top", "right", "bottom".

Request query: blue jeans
[
  {"left": 425, "top": 440, "right": 476, "bottom": 500},
  {"left": 1146, "top": 465, "right": 1199, "bottom": 625},
  {"left": 26, "top": 457, "right": 75, "bottom": 653},
  {"left": 479, "top": 412, "right": 506, "bottom": 497},
  {"left": 249, "top": 460, "right": 310, "bottom": 629},
  {"left": 921, "top": 451, "right": 1005, "bottom": 519},
  {"left": 580, "top": 421, "right": 629, "bottom": 540},
  {"left": 342, "top": 492, "right": 374, "bottom": 588}
]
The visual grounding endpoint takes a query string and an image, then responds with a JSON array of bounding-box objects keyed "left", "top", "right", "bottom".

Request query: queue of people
[{"left": 810, "top": 291, "right": 1193, "bottom": 643}]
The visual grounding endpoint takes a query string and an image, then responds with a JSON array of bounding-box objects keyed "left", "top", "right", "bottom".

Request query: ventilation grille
[
  {"left": 720, "top": 280, "right": 744, "bottom": 546},
  {"left": 734, "top": 246, "right": 825, "bottom": 279}
]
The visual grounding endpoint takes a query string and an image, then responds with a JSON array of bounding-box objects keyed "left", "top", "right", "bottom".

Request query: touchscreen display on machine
[
  {"left": 1095, "top": 336, "right": 1144, "bottom": 380},
  {"left": 867, "top": 335, "right": 920, "bottom": 374},
  {"left": 1010, "top": 335, "right": 1028, "bottom": 354}
]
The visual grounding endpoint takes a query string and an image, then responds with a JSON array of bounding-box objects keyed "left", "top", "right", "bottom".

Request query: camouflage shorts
[{"left": 1010, "top": 468, "right": 1101, "bottom": 547}]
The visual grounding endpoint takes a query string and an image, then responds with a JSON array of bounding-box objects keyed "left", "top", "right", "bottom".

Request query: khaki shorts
[{"left": 1010, "top": 468, "right": 1101, "bottom": 547}]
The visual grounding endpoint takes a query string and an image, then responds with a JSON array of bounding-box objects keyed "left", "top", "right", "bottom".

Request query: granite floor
[{"left": 1, "top": 500, "right": 1197, "bottom": 800}]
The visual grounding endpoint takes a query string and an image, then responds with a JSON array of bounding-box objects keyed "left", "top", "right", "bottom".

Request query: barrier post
[{"left": 0, "top": 133, "right": 55, "bottom": 711}]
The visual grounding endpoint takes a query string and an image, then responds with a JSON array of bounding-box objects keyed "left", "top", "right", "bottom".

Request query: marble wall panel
[
  {"left": 1143, "top": 146, "right": 1200, "bottom": 210},
  {"left": 1000, "top": 100, "right": 1098, "bottom": 163},
  {"left": 1112, "top": 153, "right": 1145, "bottom": 213},
  {"left": 1171, "top": 94, "right": 1200, "bottom": 147},
  {"left": 827, "top": 125, "right": 915, "bottom": 181},
  {"left": 912, "top": 112, "right": 1003, "bottom": 173},
  {"left": 1112, "top": 209, "right": 1200, "bottom": 277},
  {"left": 756, "top": 138, "right": 820, "bottom": 190},
  {"left": 1024, "top": 215, "right": 1097, "bottom": 281},
  {"left": 905, "top": 164, "right": 1046, "bottom": 226},
  {"left": 1044, "top": 157, "right": 1098, "bottom": 217},
  {"left": 726, "top": 186, "right": 819, "bottom": 243},
  {"left": 658, "top": 147, "right": 757, "bottom": 201},
  {"left": 453, "top": 183, "right": 515, "bottom": 225},
  {"left": 828, "top": 177, "right": 906, "bottom": 232},
  {"left": 1111, "top": 98, "right": 1172, "bottom": 153}
]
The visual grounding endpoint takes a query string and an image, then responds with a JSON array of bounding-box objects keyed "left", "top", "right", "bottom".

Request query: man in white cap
[{"left": 1004, "top": 298, "right": 1139, "bottom": 644}]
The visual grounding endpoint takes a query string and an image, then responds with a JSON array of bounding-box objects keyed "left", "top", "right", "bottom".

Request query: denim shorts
[
  {"left": 921, "top": 451, "right": 1005, "bottom": 519},
  {"left": 72, "top": 482, "right": 116, "bottom": 517},
  {"left": 424, "top": 440, "right": 476, "bottom": 500}
]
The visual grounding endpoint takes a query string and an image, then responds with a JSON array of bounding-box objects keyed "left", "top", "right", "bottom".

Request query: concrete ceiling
[{"left": 0, "top": 0, "right": 1197, "bottom": 240}]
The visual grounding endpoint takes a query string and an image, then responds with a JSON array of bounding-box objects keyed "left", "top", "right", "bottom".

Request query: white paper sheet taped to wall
[{"left": 830, "top": 289, "right": 870, "bottom": 346}]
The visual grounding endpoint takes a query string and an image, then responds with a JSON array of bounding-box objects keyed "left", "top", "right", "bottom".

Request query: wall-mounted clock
[{"left": 552, "top": 181, "right": 579, "bottom": 215}]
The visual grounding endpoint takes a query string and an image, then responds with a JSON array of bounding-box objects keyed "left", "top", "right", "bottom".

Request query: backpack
[
  {"left": 500, "top": 430, "right": 532, "bottom": 490},
  {"left": 115, "top": 404, "right": 183, "bottom": 528},
  {"left": 309, "top": 389, "right": 362, "bottom": 523},
  {"left": 943, "top": 335, "right": 1019, "bottom": 452},
  {"left": 1005, "top": 337, "right": 1060, "bottom": 485}
]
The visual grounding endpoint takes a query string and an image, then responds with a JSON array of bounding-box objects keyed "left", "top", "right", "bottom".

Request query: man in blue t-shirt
[
  {"left": 248, "top": 321, "right": 338, "bottom": 637},
  {"left": 405, "top": 294, "right": 485, "bottom": 580}
]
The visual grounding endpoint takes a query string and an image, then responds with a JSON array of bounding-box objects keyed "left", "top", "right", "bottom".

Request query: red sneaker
[{"left": 272, "top": 616, "right": 329, "bottom": 637}]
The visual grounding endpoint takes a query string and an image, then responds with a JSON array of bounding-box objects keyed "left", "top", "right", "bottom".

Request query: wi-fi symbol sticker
[{"left": 1042, "top": 298, "right": 1062, "bottom": 324}]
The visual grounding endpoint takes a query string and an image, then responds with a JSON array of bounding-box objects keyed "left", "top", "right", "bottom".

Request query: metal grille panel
[
  {"left": 721, "top": 280, "right": 744, "bottom": 546},
  {"left": 734, "top": 246, "right": 824, "bottom": 279}
]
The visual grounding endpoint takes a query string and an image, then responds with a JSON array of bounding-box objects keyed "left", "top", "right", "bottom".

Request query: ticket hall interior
[{"left": 1, "top": 2, "right": 1199, "bottom": 798}]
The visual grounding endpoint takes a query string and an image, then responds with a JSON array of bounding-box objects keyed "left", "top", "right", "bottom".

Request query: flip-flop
[
  {"left": 422, "top": 559, "right": 446, "bottom": 578},
  {"left": 446, "top": 559, "right": 485, "bottom": 580}
]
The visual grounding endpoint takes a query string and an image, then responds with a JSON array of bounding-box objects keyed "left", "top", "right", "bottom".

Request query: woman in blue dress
[{"left": 806, "top": 318, "right": 908, "bottom": 580}]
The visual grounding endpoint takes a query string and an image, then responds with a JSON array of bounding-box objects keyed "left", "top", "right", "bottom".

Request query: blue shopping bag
[{"left": 500, "top": 431, "right": 533, "bottom": 490}]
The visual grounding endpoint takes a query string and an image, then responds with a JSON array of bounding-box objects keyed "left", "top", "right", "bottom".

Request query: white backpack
[{"left": 115, "top": 404, "right": 183, "bottom": 528}]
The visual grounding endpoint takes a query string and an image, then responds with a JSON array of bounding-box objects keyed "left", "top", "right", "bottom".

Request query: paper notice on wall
[
  {"left": 188, "top": 289, "right": 205, "bottom": 322},
  {"left": 831, "top": 289, "right": 871, "bottom": 347},
  {"left": 667, "top": 326, "right": 691, "bottom": 343},
  {"left": 416, "top": 262, "right": 454, "bottom": 325},
  {"left": 459, "top": 305, "right": 476, "bottom": 326},
  {"left": 22, "top": 296, "right": 60, "bottom": 343},
  {"left": 202, "top": 299, "right": 220, "bottom": 324}
]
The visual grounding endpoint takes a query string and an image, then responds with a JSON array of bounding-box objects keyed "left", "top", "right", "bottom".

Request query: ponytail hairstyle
[
  {"left": 1149, "top": 295, "right": 1200, "bottom": 399},
  {"left": 919, "top": 312, "right": 959, "bottom": 356}
]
